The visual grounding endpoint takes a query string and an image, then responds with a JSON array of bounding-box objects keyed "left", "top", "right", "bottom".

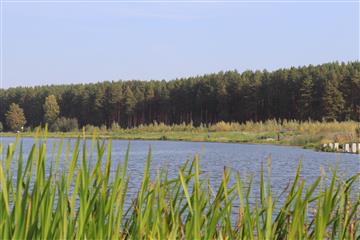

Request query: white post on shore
[
  {"left": 344, "top": 144, "right": 350, "bottom": 153},
  {"left": 351, "top": 143, "right": 357, "bottom": 153}
]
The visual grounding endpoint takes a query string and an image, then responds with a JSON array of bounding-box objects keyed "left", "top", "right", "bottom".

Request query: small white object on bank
[{"left": 351, "top": 143, "right": 357, "bottom": 153}]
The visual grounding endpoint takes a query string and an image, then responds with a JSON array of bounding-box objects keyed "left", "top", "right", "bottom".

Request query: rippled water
[{"left": 1, "top": 137, "right": 359, "bottom": 205}]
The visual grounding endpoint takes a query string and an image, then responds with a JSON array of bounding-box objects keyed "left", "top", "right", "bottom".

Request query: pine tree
[
  {"left": 145, "top": 84, "right": 155, "bottom": 124},
  {"left": 216, "top": 80, "right": 229, "bottom": 121},
  {"left": 123, "top": 86, "right": 136, "bottom": 127},
  {"left": 298, "top": 77, "right": 314, "bottom": 120},
  {"left": 342, "top": 71, "right": 360, "bottom": 121},
  {"left": 322, "top": 74, "right": 345, "bottom": 121}
]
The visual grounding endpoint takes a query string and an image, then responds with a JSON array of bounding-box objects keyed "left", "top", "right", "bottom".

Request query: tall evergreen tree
[
  {"left": 298, "top": 77, "right": 314, "bottom": 120},
  {"left": 216, "top": 80, "right": 229, "bottom": 121},
  {"left": 341, "top": 71, "right": 360, "bottom": 121},
  {"left": 322, "top": 74, "right": 345, "bottom": 121},
  {"left": 123, "top": 86, "right": 136, "bottom": 127}
]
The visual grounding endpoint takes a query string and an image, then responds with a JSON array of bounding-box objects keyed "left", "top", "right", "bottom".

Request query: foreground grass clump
[{"left": 0, "top": 133, "right": 359, "bottom": 239}]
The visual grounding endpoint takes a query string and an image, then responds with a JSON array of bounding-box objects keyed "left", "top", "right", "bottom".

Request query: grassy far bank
[
  {"left": 1, "top": 120, "right": 359, "bottom": 149},
  {"left": 0, "top": 132, "right": 359, "bottom": 239}
]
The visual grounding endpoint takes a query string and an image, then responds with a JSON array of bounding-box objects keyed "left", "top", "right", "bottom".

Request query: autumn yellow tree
[
  {"left": 43, "top": 95, "right": 60, "bottom": 125},
  {"left": 5, "top": 103, "right": 26, "bottom": 131}
]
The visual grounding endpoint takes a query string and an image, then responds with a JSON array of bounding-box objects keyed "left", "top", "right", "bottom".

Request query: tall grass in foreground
[{"left": 0, "top": 132, "right": 359, "bottom": 239}]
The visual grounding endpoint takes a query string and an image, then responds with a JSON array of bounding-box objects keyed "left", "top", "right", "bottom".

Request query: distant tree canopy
[{"left": 0, "top": 61, "right": 359, "bottom": 130}]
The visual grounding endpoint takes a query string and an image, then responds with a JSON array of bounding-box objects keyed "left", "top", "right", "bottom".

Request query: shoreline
[
  {"left": 0, "top": 130, "right": 317, "bottom": 149},
  {"left": 1, "top": 130, "right": 359, "bottom": 154}
]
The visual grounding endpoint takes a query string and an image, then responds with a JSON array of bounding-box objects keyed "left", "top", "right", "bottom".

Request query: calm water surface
[{"left": 1, "top": 137, "right": 359, "bottom": 204}]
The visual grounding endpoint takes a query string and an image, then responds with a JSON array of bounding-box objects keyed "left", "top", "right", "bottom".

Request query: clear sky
[{"left": 1, "top": 1, "right": 359, "bottom": 88}]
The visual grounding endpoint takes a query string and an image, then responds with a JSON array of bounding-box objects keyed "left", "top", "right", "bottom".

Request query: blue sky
[{"left": 1, "top": 1, "right": 359, "bottom": 88}]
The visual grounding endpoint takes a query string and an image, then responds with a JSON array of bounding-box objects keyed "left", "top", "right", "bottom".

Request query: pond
[{"left": 1, "top": 137, "right": 359, "bottom": 206}]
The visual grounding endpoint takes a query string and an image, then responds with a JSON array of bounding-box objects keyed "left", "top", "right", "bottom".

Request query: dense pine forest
[{"left": 0, "top": 61, "right": 359, "bottom": 130}]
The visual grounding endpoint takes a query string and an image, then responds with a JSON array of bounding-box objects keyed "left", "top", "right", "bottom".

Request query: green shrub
[
  {"left": 50, "top": 117, "right": 78, "bottom": 132},
  {"left": 0, "top": 121, "right": 2, "bottom": 132}
]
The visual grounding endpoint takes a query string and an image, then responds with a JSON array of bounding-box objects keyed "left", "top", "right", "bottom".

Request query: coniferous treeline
[{"left": 0, "top": 61, "right": 359, "bottom": 129}]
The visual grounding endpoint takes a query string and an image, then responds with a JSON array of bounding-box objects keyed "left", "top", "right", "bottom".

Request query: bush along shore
[
  {"left": 0, "top": 131, "right": 359, "bottom": 239},
  {"left": 1, "top": 120, "right": 359, "bottom": 151}
]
